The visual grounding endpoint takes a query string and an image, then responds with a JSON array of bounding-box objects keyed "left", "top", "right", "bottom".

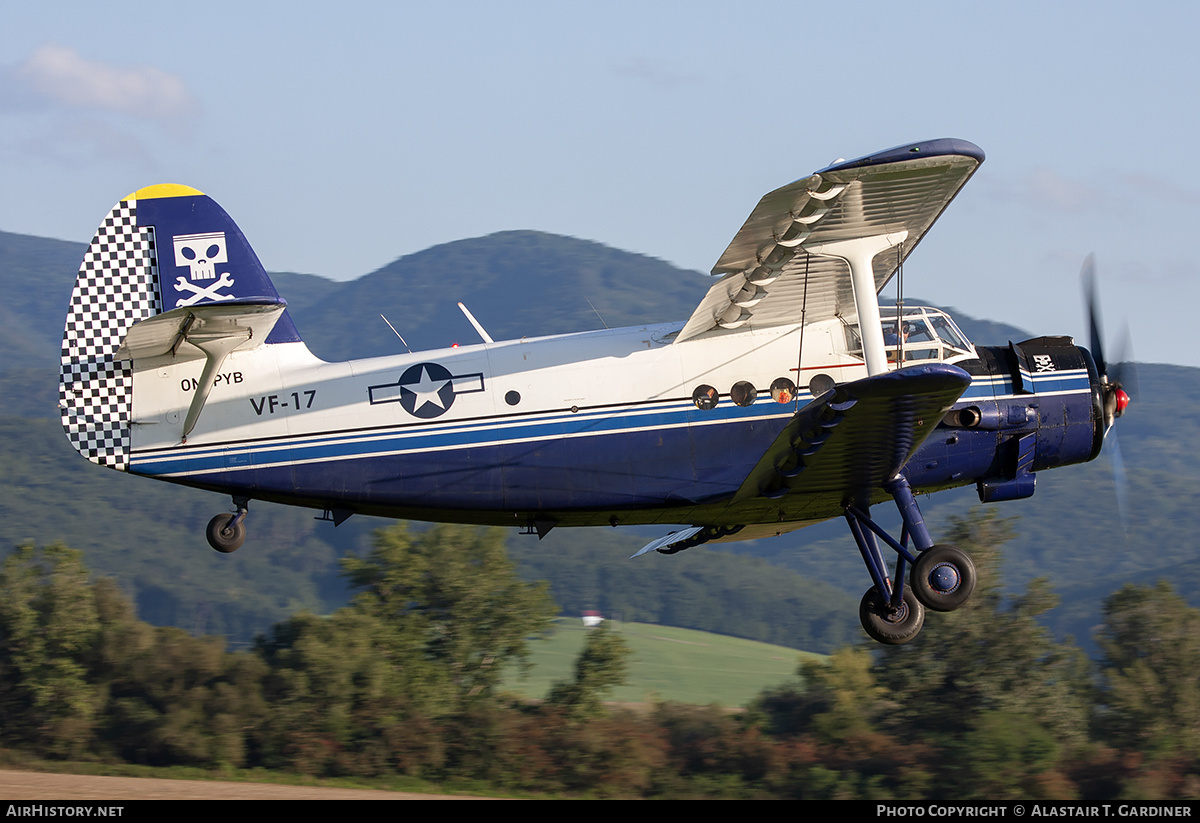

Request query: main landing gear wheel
[
  {"left": 910, "top": 544, "right": 976, "bottom": 612},
  {"left": 859, "top": 586, "right": 925, "bottom": 645},
  {"left": 206, "top": 513, "right": 246, "bottom": 553}
]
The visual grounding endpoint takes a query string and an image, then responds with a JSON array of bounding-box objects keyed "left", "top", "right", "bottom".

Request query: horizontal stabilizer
[
  {"left": 632, "top": 522, "right": 817, "bottom": 558},
  {"left": 631, "top": 526, "right": 706, "bottom": 557},
  {"left": 115, "top": 299, "right": 287, "bottom": 363}
]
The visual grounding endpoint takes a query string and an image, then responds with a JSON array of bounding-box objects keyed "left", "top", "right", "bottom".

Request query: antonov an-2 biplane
[{"left": 59, "top": 138, "right": 1130, "bottom": 644}]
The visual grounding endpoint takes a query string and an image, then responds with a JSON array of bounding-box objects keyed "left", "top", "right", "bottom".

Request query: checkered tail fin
[{"left": 59, "top": 184, "right": 301, "bottom": 469}]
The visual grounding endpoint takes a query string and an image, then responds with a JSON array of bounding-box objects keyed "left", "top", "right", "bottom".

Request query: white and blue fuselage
[{"left": 121, "top": 312, "right": 1099, "bottom": 529}]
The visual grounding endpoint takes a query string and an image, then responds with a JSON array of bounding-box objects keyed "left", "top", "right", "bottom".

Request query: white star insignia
[{"left": 404, "top": 366, "right": 450, "bottom": 414}]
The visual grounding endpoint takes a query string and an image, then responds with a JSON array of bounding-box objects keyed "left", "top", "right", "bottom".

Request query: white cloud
[
  {"left": 982, "top": 168, "right": 1200, "bottom": 217},
  {"left": 9, "top": 44, "right": 198, "bottom": 126},
  {"left": 1026, "top": 169, "right": 1102, "bottom": 213}
]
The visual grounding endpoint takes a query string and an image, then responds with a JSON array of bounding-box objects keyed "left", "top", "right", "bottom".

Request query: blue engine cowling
[{"left": 904, "top": 337, "right": 1105, "bottom": 502}]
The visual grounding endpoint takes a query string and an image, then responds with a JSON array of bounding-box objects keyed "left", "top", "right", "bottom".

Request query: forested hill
[
  {"left": 0, "top": 227, "right": 1191, "bottom": 653},
  {"left": 275, "top": 230, "right": 714, "bottom": 361}
]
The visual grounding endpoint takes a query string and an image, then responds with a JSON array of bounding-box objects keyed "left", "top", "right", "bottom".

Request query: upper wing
[
  {"left": 732, "top": 362, "right": 971, "bottom": 504},
  {"left": 676, "top": 138, "right": 984, "bottom": 343}
]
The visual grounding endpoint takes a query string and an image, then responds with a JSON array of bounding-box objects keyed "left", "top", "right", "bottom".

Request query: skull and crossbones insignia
[
  {"left": 174, "top": 232, "right": 227, "bottom": 280},
  {"left": 171, "top": 232, "right": 235, "bottom": 305},
  {"left": 174, "top": 272, "right": 236, "bottom": 307}
]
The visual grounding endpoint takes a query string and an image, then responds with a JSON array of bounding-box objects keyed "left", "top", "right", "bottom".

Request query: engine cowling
[{"left": 903, "top": 336, "right": 1106, "bottom": 501}]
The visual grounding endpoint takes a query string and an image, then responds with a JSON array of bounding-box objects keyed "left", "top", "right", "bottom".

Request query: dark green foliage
[
  {"left": 0, "top": 545, "right": 265, "bottom": 766},
  {"left": 0, "top": 417, "right": 355, "bottom": 645},
  {"left": 341, "top": 523, "right": 558, "bottom": 706},
  {"left": 256, "top": 608, "right": 448, "bottom": 776},
  {"left": 876, "top": 512, "right": 1091, "bottom": 748},
  {"left": 6, "top": 532, "right": 1200, "bottom": 797},
  {"left": 254, "top": 524, "right": 558, "bottom": 778},
  {"left": 0, "top": 544, "right": 102, "bottom": 758},
  {"left": 546, "top": 623, "right": 630, "bottom": 719},
  {"left": 1094, "top": 582, "right": 1200, "bottom": 759},
  {"left": 0, "top": 231, "right": 85, "bottom": 369},
  {"left": 97, "top": 623, "right": 267, "bottom": 768},
  {"left": 869, "top": 512, "right": 1092, "bottom": 799},
  {"left": 748, "top": 650, "right": 938, "bottom": 800},
  {"left": 745, "top": 511, "right": 1104, "bottom": 800}
]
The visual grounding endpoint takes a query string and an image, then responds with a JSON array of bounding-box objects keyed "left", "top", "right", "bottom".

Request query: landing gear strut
[
  {"left": 845, "top": 476, "right": 976, "bottom": 644},
  {"left": 207, "top": 497, "right": 249, "bottom": 553}
]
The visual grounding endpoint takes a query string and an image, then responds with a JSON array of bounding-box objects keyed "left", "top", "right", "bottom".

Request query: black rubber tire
[
  {"left": 206, "top": 513, "right": 246, "bottom": 553},
  {"left": 859, "top": 586, "right": 925, "bottom": 645},
  {"left": 910, "top": 544, "right": 976, "bottom": 612}
]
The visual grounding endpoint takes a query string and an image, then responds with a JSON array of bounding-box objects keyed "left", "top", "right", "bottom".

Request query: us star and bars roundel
[
  {"left": 398, "top": 363, "right": 455, "bottom": 418},
  {"left": 367, "top": 362, "right": 486, "bottom": 419}
]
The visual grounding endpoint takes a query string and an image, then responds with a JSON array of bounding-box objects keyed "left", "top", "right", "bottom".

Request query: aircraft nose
[{"left": 1115, "top": 387, "right": 1130, "bottom": 417}]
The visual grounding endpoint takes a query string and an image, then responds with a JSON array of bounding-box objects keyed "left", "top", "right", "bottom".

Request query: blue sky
[{"left": 3, "top": 1, "right": 1197, "bottom": 366}]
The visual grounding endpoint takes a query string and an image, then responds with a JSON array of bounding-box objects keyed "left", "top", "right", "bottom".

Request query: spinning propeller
[
  {"left": 1082, "top": 254, "right": 1136, "bottom": 530},
  {"left": 1083, "top": 254, "right": 1136, "bottom": 434}
]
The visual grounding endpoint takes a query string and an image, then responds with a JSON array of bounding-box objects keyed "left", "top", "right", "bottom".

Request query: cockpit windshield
[{"left": 845, "top": 306, "right": 975, "bottom": 365}]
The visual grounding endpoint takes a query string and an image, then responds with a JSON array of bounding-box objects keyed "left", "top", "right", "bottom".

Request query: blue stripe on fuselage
[
  {"left": 957, "top": 368, "right": 1090, "bottom": 401},
  {"left": 131, "top": 391, "right": 801, "bottom": 478},
  {"left": 130, "top": 393, "right": 802, "bottom": 509},
  {"left": 128, "top": 367, "right": 1094, "bottom": 512}
]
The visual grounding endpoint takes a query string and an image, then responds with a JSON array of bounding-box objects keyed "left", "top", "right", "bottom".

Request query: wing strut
[{"left": 805, "top": 231, "right": 907, "bottom": 376}]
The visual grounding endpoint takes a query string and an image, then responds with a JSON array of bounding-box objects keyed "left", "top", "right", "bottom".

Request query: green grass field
[{"left": 504, "top": 619, "right": 822, "bottom": 707}]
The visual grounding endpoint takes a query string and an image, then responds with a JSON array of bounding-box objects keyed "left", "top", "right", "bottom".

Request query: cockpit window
[
  {"left": 928, "top": 314, "right": 970, "bottom": 351},
  {"left": 846, "top": 306, "right": 975, "bottom": 365}
]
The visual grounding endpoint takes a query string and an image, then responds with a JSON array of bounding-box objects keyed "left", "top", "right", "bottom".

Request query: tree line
[{"left": 2, "top": 515, "right": 1199, "bottom": 799}]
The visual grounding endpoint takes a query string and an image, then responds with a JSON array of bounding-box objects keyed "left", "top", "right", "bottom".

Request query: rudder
[{"left": 59, "top": 185, "right": 299, "bottom": 469}]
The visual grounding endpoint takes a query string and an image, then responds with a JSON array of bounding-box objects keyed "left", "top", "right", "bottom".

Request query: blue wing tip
[{"left": 818, "top": 138, "right": 985, "bottom": 174}]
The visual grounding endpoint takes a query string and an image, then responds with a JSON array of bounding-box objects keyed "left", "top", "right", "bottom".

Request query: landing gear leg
[
  {"left": 207, "top": 496, "right": 248, "bottom": 553},
  {"left": 887, "top": 475, "right": 976, "bottom": 611},
  {"left": 844, "top": 476, "right": 977, "bottom": 644},
  {"left": 845, "top": 502, "right": 925, "bottom": 644}
]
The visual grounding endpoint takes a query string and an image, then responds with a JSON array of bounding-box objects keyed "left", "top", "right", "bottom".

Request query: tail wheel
[
  {"left": 910, "top": 544, "right": 976, "bottom": 612},
  {"left": 206, "top": 513, "right": 246, "bottom": 553},
  {"left": 859, "top": 586, "right": 925, "bottom": 645}
]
